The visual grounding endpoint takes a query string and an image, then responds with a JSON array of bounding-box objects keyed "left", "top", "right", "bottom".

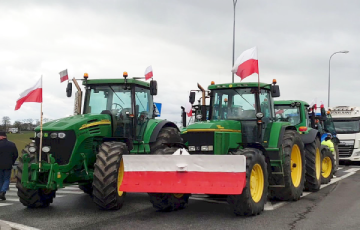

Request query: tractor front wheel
[
  {"left": 92, "top": 142, "right": 128, "bottom": 210},
  {"left": 227, "top": 148, "right": 268, "bottom": 216},
  {"left": 16, "top": 145, "right": 56, "bottom": 208},
  {"left": 321, "top": 146, "right": 335, "bottom": 184},
  {"left": 270, "top": 130, "right": 305, "bottom": 201},
  {"left": 304, "top": 138, "right": 322, "bottom": 192},
  {"left": 148, "top": 127, "right": 190, "bottom": 211}
]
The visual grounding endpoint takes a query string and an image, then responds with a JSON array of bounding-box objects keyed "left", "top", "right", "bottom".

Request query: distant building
[{"left": 8, "top": 128, "right": 18, "bottom": 133}]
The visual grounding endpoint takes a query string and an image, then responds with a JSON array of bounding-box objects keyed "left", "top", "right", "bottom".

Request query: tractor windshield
[
  {"left": 211, "top": 88, "right": 271, "bottom": 120},
  {"left": 274, "top": 105, "right": 301, "bottom": 125}
]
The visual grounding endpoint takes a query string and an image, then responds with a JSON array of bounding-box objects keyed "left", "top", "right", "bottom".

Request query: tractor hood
[
  {"left": 35, "top": 114, "right": 112, "bottom": 132},
  {"left": 182, "top": 120, "right": 242, "bottom": 133}
]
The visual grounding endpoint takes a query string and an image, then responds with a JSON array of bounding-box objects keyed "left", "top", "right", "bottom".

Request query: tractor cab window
[
  {"left": 84, "top": 85, "right": 133, "bottom": 138},
  {"left": 212, "top": 88, "right": 257, "bottom": 120},
  {"left": 274, "top": 105, "right": 301, "bottom": 125},
  {"left": 135, "top": 87, "right": 153, "bottom": 139}
]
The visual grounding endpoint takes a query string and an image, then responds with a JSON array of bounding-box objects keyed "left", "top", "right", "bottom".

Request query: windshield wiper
[
  {"left": 232, "top": 89, "right": 254, "bottom": 108},
  {"left": 109, "top": 86, "right": 125, "bottom": 104}
]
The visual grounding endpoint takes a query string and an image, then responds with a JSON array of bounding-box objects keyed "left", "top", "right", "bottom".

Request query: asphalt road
[{"left": 1, "top": 165, "right": 360, "bottom": 230}]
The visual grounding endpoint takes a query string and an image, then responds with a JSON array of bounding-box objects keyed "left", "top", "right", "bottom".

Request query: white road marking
[
  {"left": 343, "top": 168, "right": 360, "bottom": 173},
  {"left": 56, "top": 190, "right": 83, "bottom": 195},
  {"left": 0, "top": 203, "right": 12, "bottom": 207},
  {"left": 1, "top": 220, "right": 41, "bottom": 230}
]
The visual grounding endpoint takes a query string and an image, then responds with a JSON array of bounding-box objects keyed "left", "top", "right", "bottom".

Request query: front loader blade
[{"left": 119, "top": 155, "right": 246, "bottom": 195}]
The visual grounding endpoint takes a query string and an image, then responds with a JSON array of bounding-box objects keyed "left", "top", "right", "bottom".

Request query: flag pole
[{"left": 39, "top": 75, "right": 43, "bottom": 172}]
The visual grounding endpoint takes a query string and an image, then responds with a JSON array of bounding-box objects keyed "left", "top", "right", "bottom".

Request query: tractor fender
[
  {"left": 300, "top": 129, "right": 320, "bottom": 144},
  {"left": 277, "top": 125, "right": 297, "bottom": 148},
  {"left": 149, "top": 120, "right": 180, "bottom": 143}
]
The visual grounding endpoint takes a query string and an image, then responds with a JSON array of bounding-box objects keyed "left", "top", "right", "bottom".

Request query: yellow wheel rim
[
  {"left": 322, "top": 156, "right": 332, "bottom": 178},
  {"left": 315, "top": 148, "right": 321, "bottom": 180},
  {"left": 250, "top": 163, "right": 264, "bottom": 203},
  {"left": 173, "top": 193, "right": 184, "bottom": 198},
  {"left": 291, "top": 144, "right": 302, "bottom": 187},
  {"left": 117, "top": 159, "right": 124, "bottom": 196}
]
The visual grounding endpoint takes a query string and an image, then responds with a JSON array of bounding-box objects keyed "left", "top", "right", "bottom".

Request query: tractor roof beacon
[
  {"left": 121, "top": 80, "right": 307, "bottom": 216},
  {"left": 16, "top": 72, "right": 182, "bottom": 210}
]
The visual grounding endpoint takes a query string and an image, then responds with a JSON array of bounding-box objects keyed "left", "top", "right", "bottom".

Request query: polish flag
[
  {"left": 15, "top": 77, "right": 42, "bottom": 110},
  {"left": 231, "top": 47, "right": 259, "bottom": 81},
  {"left": 59, "top": 69, "right": 68, "bottom": 83},
  {"left": 185, "top": 102, "right": 192, "bottom": 117},
  {"left": 119, "top": 154, "right": 247, "bottom": 194},
  {"left": 144, "top": 66, "right": 153, "bottom": 80}
]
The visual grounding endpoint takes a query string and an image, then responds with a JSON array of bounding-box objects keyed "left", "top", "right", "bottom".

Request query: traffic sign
[{"left": 154, "top": 102, "right": 162, "bottom": 117}]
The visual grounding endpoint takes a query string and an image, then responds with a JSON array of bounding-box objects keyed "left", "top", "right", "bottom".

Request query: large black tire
[
  {"left": 92, "top": 142, "right": 128, "bottom": 210},
  {"left": 321, "top": 146, "right": 335, "bottom": 184},
  {"left": 304, "top": 138, "right": 321, "bottom": 192},
  {"left": 269, "top": 130, "right": 305, "bottom": 201},
  {"left": 148, "top": 128, "right": 190, "bottom": 211},
  {"left": 79, "top": 183, "right": 93, "bottom": 195},
  {"left": 227, "top": 148, "right": 268, "bottom": 216},
  {"left": 16, "top": 145, "right": 56, "bottom": 208}
]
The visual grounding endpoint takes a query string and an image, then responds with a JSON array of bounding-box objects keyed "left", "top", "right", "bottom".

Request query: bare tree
[{"left": 2, "top": 116, "right": 10, "bottom": 131}]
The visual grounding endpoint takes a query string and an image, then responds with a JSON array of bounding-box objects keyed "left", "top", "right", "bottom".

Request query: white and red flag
[
  {"left": 59, "top": 69, "right": 68, "bottom": 83},
  {"left": 119, "top": 154, "right": 247, "bottom": 194},
  {"left": 231, "top": 47, "right": 259, "bottom": 81},
  {"left": 144, "top": 66, "right": 153, "bottom": 80},
  {"left": 185, "top": 102, "right": 192, "bottom": 117},
  {"left": 15, "top": 77, "right": 42, "bottom": 110}
]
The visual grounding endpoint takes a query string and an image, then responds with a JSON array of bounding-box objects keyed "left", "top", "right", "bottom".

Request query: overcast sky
[{"left": 1, "top": 0, "right": 358, "bottom": 124}]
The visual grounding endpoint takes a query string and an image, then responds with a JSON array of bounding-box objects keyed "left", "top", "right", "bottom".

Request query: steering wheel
[{"left": 112, "top": 103, "right": 123, "bottom": 110}]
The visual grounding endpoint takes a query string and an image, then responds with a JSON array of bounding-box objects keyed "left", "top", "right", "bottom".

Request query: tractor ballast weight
[
  {"left": 16, "top": 72, "right": 182, "bottom": 210},
  {"left": 120, "top": 80, "right": 307, "bottom": 216}
]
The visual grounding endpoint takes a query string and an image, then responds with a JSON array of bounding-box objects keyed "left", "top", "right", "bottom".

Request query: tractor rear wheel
[
  {"left": 270, "top": 130, "right": 305, "bottom": 201},
  {"left": 92, "top": 142, "right": 128, "bottom": 210},
  {"left": 16, "top": 145, "right": 56, "bottom": 208},
  {"left": 321, "top": 146, "right": 335, "bottom": 184},
  {"left": 79, "top": 183, "right": 93, "bottom": 195},
  {"left": 304, "top": 138, "right": 321, "bottom": 192},
  {"left": 148, "top": 127, "right": 190, "bottom": 211},
  {"left": 227, "top": 148, "right": 268, "bottom": 216}
]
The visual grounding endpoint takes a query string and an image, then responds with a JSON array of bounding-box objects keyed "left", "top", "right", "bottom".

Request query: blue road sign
[{"left": 154, "top": 102, "right": 162, "bottom": 117}]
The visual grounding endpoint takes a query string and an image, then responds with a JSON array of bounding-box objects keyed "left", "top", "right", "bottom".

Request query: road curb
[{"left": 0, "top": 220, "right": 11, "bottom": 230}]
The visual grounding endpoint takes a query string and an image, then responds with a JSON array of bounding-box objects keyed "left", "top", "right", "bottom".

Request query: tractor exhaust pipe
[
  {"left": 197, "top": 83, "right": 206, "bottom": 121},
  {"left": 181, "top": 106, "right": 186, "bottom": 128},
  {"left": 72, "top": 78, "right": 83, "bottom": 115}
]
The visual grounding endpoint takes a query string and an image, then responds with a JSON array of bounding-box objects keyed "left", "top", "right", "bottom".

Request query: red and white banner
[
  {"left": 15, "top": 77, "right": 42, "bottom": 110},
  {"left": 119, "top": 154, "right": 247, "bottom": 194},
  {"left": 185, "top": 102, "right": 193, "bottom": 117},
  {"left": 144, "top": 66, "right": 153, "bottom": 80},
  {"left": 231, "top": 47, "right": 259, "bottom": 81},
  {"left": 59, "top": 69, "right": 68, "bottom": 83}
]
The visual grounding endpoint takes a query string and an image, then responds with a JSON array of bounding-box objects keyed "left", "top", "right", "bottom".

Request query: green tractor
[
  {"left": 120, "top": 80, "right": 307, "bottom": 216},
  {"left": 274, "top": 100, "right": 322, "bottom": 191},
  {"left": 16, "top": 72, "right": 182, "bottom": 210}
]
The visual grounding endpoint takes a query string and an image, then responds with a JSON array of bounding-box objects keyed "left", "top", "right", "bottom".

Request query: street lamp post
[
  {"left": 328, "top": 50, "right": 349, "bottom": 107},
  {"left": 232, "top": 0, "right": 238, "bottom": 83}
]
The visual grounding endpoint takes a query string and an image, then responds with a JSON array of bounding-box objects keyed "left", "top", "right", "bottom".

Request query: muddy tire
[
  {"left": 16, "top": 145, "right": 56, "bottom": 208},
  {"left": 92, "top": 142, "right": 128, "bottom": 210},
  {"left": 321, "top": 146, "right": 335, "bottom": 184},
  {"left": 304, "top": 138, "right": 322, "bottom": 192},
  {"left": 269, "top": 130, "right": 305, "bottom": 201},
  {"left": 148, "top": 128, "right": 190, "bottom": 211},
  {"left": 227, "top": 148, "right": 268, "bottom": 216}
]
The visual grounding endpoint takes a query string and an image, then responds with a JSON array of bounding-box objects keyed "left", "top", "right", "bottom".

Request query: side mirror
[
  {"left": 66, "top": 82, "right": 72, "bottom": 97},
  {"left": 150, "top": 80, "right": 157, "bottom": 95},
  {"left": 271, "top": 85, "right": 280, "bottom": 98},
  {"left": 189, "top": 92, "right": 196, "bottom": 104}
]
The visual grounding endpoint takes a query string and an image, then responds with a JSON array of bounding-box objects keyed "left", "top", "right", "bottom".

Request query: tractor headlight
[
  {"left": 58, "top": 133, "right": 66, "bottom": 139},
  {"left": 50, "top": 133, "right": 58, "bottom": 138},
  {"left": 256, "top": 112, "right": 264, "bottom": 119},
  {"left": 188, "top": 146, "right": 196, "bottom": 151},
  {"left": 36, "top": 132, "right": 41, "bottom": 138},
  {"left": 29, "top": 142, "right": 36, "bottom": 147},
  {"left": 28, "top": 146, "right": 36, "bottom": 153},
  {"left": 42, "top": 146, "right": 51, "bottom": 153},
  {"left": 196, "top": 114, "right": 202, "bottom": 120},
  {"left": 295, "top": 102, "right": 301, "bottom": 107},
  {"left": 201, "top": 146, "right": 213, "bottom": 151}
]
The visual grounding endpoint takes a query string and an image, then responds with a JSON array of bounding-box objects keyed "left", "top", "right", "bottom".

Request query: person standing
[{"left": 0, "top": 131, "right": 18, "bottom": 200}]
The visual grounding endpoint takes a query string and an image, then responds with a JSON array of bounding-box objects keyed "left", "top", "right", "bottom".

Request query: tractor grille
[
  {"left": 338, "top": 143, "right": 354, "bottom": 158},
  {"left": 182, "top": 131, "right": 214, "bottom": 155},
  {"left": 35, "top": 130, "right": 76, "bottom": 165}
]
